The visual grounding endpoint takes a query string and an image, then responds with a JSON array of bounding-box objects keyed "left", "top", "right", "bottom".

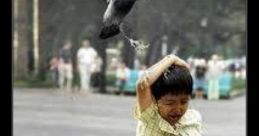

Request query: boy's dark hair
[{"left": 151, "top": 64, "right": 193, "bottom": 100}]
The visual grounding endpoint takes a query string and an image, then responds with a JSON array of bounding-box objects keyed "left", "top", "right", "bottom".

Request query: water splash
[
  {"left": 129, "top": 39, "right": 150, "bottom": 54},
  {"left": 122, "top": 34, "right": 150, "bottom": 54},
  {"left": 119, "top": 22, "right": 150, "bottom": 54}
]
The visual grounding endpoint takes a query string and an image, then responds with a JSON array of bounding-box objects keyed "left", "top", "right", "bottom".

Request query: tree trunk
[
  {"left": 13, "top": 0, "right": 29, "bottom": 79},
  {"left": 33, "top": 0, "right": 40, "bottom": 75}
]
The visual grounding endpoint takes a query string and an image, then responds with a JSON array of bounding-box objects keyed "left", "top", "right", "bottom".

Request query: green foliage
[
  {"left": 231, "top": 77, "right": 246, "bottom": 90},
  {"left": 13, "top": 75, "right": 53, "bottom": 88},
  {"left": 106, "top": 71, "right": 117, "bottom": 86}
]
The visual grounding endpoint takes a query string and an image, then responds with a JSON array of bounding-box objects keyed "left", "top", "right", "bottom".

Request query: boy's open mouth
[{"left": 169, "top": 115, "right": 181, "bottom": 122}]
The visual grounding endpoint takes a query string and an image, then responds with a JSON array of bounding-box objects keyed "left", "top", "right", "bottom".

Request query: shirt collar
[
  {"left": 152, "top": 104, "right": 181, "bottom": 135},
  {"left": 155, "top": 105, "right": 202, "bottom": 135}
]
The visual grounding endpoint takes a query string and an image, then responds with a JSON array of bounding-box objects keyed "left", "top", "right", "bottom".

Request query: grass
[
  {"left": 13, "top": 71, "right": 118, "bottom": 89},
  {"left": 231, "top": 77, "right": 246, "bottom": 90},
  {"left": 229, "top": 77, "right": 246, "bottom": 96},
  {"left": 14, "top": 77, "right": 53, "bottom": 88}
]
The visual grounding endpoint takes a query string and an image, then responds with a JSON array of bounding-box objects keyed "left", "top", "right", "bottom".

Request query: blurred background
[{"left": 13, "top": 0, "right": 246, "bottom": 136}]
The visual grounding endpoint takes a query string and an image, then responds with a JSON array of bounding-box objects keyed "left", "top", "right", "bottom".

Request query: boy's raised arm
[{"left": 136, "top": 55, "right": 189, "bottom": 112}]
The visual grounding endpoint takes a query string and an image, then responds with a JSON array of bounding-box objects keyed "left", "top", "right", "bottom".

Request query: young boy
[{"left": 134, "top": 54, "right": 202, "bottom": 136}]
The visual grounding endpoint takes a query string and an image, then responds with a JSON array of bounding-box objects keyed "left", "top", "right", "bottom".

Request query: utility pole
[
  {"left": 33, "top": 0, "right": 39, "bottom": 75},
  {"left": 13, "top": 0, "right": 29, "bottom": 78},
  {"left": 13, "top": 0, "right": 19, "bottom": 78}
]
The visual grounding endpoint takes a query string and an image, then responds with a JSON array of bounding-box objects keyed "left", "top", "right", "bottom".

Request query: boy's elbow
[{"left": 136, "top": 79, "right": 142, "bottom": 92}]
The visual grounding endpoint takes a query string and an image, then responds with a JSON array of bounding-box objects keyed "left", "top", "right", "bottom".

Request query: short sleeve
[
  {"left": 134, "top": 103, "right": 157, "bottom": 123},
  {"left": 179, "top": 109, "right": 203, "bottom": 136},
  {"left": 180, "top": 127, "right": 202, "bottom": 136}
]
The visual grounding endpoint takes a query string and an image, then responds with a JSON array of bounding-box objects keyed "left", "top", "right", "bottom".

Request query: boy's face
[{"left": 157, "top": 93, "right": 190, "bottom": 125}]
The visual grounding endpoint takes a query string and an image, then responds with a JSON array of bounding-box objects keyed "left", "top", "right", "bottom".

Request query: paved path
[{"left": 13, "top": 88, "right": 246, "bottom": 136}]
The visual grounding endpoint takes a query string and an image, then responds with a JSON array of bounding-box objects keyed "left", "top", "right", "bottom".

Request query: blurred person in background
[
  {"left": 193, "top": 59, "right": 207, "bottom": 99},
  {"left": 90, "top": 55, "right": 103, "bottom": 89},
  {"left": 58, "top": 40, "right": 73, "bottom": 91},
  {"left": 49, "top": 55, "right": 60, "bottom": 88},
  {"left": 77, "top": 39, "right": 98, "bottom": 93},
  {"left": 206, "top": 54, "right": 223, "bottom": 100},
  {"left": 116, "top": 62, "right": 130, "bottom": 93}
]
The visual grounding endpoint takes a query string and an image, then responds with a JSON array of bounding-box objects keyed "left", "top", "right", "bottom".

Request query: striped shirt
[{"left": 134, "top": 103, "right": 203, "bottom": 136}]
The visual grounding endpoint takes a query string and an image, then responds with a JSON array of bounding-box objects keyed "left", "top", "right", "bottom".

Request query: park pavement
[{"left": 13, "top": 88, "right": 246, "bottom": 136}]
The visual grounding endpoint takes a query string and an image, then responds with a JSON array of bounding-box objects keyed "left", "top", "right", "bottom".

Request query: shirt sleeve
[
  {"left": 134, "top": 103, "right": 157, "bottom": 124},
  {"left": 180, "top": 109, "right": 203, "bottom": 136},
  {"left": 181, "top": 127, "right": 202, "bottom": 136}
]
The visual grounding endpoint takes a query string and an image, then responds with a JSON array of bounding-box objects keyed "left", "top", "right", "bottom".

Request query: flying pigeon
[{"left": 99, "top": 0, "right": 137, "bottom": 39}]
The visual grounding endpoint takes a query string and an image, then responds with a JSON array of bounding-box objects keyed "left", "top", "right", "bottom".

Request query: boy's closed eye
[
  {"left": 162, "top": 99, "right": 189, "bottom": 105},
  {"left": 163, "top": 100, "right": 177, "bottom": 105},
  {"left": 180, "top": 100, "right": 189, "bottom": 104}
]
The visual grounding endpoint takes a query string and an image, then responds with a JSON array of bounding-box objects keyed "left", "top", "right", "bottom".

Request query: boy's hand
[
  {"left": 137, "top": 71, "right": 150, "bottom": 91},
  {"left": 136, "top": 70, "right": 153, "bottom": 112},
  {"left": 167, "top": 54, "right": 189, "bottom": 68}
]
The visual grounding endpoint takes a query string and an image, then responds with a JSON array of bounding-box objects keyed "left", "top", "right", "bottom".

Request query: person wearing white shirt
[{"left": 77, "top": 39, "right": 97, "bottom": 92}]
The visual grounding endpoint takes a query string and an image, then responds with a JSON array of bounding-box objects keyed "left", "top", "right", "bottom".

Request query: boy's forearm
[
  {"left": 145, "top": 55, "right": 174, "bottom": 85},
  {"left": 136, "top": 55, "right": 175, "bottom": 112}
]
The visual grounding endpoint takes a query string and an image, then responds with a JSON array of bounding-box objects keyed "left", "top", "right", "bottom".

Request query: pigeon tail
[
  {"left": 99, "top": 21, "right": 135, "bottom": 39},
  {"left": 99, "top": 24, "right": 120, "bottom": 39}
]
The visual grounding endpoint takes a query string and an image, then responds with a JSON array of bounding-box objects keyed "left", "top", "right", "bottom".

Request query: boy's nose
[
  {"left": 171, "top": 104, "right": 183, "bottom": 114},
  {"left": 169, "top": 110, "right": 182, "bottom": 117},
  {"left": 173, "top": 108, "right": 182, "bottom": 114}
]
